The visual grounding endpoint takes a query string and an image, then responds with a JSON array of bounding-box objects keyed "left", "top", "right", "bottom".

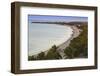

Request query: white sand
[{"left": 57, "top": 25, "right": 81, "bottom": 58}]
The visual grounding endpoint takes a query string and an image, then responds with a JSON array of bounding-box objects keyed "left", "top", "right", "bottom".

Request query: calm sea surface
[{"left": 28, "top": 23, "right": 73, "bottom": 56}]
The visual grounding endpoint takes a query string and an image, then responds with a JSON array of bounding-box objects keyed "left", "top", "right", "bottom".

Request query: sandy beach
[{"left": 57, "top": 25, "right": 81, "bottom": 58}]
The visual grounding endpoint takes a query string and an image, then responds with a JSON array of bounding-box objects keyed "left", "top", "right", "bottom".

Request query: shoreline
[
  {"left": 57, "top": 25, "right": 81, "bottom": 50},
  {"left": 29, "top": 24, "right": 81, "bottom": 58},
  {"left": 57, "top": 25, "right": 81, "bottom": 58}
]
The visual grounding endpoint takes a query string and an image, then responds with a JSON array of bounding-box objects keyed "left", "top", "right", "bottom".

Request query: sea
[{"left": 28, "top": 23, "right": 73, "bottom": 56}]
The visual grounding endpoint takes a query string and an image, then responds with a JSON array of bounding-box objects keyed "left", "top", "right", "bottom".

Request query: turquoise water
[{"left": 28, "top": 23, "right": 73, "bottom": 56}]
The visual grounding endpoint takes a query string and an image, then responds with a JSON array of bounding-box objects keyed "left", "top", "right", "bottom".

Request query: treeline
[
  {"left": 28, "top": 24, "right": 88, "bottom": 61},
  {"left": 28, "top": 45, "right": 61, "bottom": 60}
]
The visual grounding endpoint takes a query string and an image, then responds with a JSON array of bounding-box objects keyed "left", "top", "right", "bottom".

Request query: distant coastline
[{"left": 31, "top": 21, "right": 87, "bottom": 26}]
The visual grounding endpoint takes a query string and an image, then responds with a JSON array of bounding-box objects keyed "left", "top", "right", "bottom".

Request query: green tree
[
  {"left": 45, "top": 45, "right": 61, "bottom": 59},
  {"left": 28, "top": 55, "right": 36, "bottom": 60},
  {"left": 36, "top": 52, "right": 45, "bottom": 60}
]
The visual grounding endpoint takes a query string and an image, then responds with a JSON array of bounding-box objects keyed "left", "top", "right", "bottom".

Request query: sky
[{"left": 28, "top": 15, "right": 88, "bottom": 23}]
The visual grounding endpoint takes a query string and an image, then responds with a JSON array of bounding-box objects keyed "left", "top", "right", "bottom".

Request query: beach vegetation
[
  {"left": 45, "top": 45, "right": 62, "bottom": 59},
  {"left": 64, "top": 24, "right": 88, "bottom": 58}
]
